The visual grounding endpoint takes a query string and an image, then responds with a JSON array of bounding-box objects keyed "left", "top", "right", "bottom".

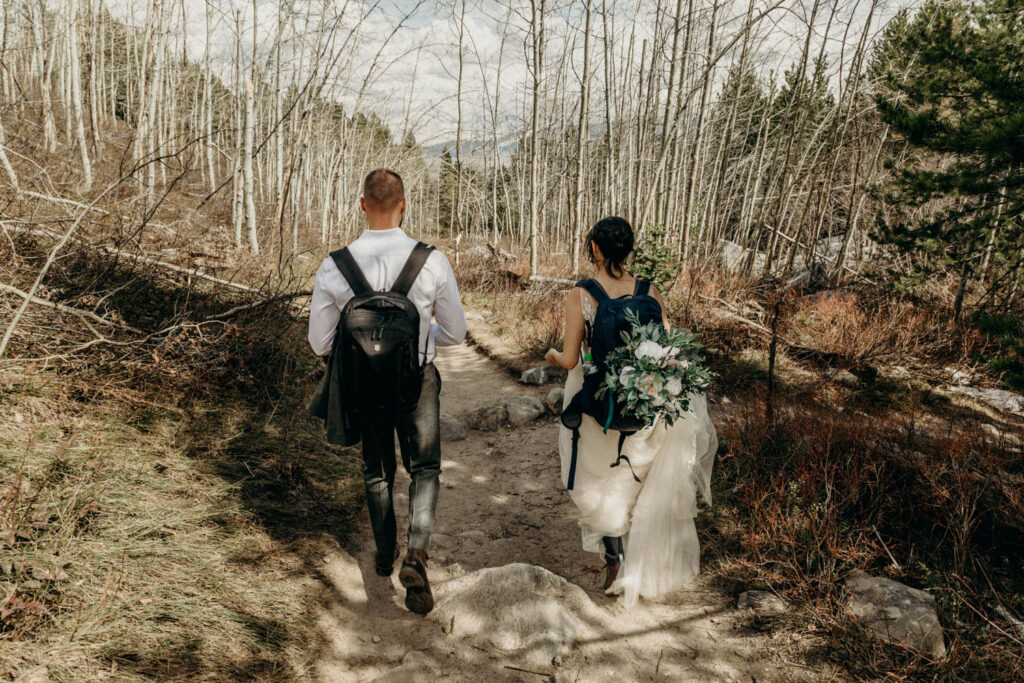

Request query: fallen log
[{"left": 0, "top": 281, "right": 142, "bottom": 334}]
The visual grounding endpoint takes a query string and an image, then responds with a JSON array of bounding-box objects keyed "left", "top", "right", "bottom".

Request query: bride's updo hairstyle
[{"left": 586, "top": 217, "right": 634, "bottom": 277}]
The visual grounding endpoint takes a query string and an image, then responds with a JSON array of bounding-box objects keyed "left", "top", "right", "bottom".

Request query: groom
[{"left": 308, "top": 168, "right": 467, "bottom": 614}]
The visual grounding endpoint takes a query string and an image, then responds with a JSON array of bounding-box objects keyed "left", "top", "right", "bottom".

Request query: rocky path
[{"left": 312, "top": 343, "right": 825, "bottom": 682}]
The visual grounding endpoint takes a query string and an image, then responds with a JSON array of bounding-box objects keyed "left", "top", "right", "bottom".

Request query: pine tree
[{"left": 873, "top": 0, "right": 1024, "bottom": 316}]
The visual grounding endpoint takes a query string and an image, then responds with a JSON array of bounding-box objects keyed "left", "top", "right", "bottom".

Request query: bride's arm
[
  {"left": 544, "top": 287, "right": 585, "bottom": 370},
  {"left": 649, "top": 285, "right": 687, "bottom": 332}
]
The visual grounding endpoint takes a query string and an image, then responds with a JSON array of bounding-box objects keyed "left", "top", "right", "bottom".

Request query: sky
[{"left": 104, "top": 0, "right": 917, "bottom": 148}]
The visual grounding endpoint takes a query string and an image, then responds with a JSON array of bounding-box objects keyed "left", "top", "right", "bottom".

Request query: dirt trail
[{"left": 313, "top": 343, "right": 824, "bottom": 682}]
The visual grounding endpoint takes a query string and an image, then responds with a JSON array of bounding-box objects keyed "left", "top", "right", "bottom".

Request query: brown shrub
[{"left": 714, "top": 390, "right": 1024, "bottom": 679}]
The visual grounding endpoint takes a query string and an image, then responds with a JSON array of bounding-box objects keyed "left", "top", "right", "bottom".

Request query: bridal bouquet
[{"left": 595, "top": 310, "right": 714, "bottom": 426}]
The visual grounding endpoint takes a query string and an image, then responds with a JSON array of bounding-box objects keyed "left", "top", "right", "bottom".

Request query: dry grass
[{"left": 1, "top": 239, "right": 362, "bottom": 681}]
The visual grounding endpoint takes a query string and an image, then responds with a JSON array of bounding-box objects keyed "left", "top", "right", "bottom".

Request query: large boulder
[
  {"left": 716, "top": 239, "right": 766, "bottom": 276},
  {"left": 946, "top": 385, "right": 1024, "bottom": 414},
  {"left": 842, "top": 571, "right": 946, "bottom": 659},
  {"left": 440, "top": 415, "right": 467, "bottom": 442},
  {"left": 430, "top": 563, "right": 605, "bottom": 669},
  {"left": 463, "top": 245, "right": 492, "bottom": 262},
  {"left": 507, "top": 396, "right": 545, "bottom": 426},
  {"left": 464, "top": 405, "right": 508, "bottom": 431}
]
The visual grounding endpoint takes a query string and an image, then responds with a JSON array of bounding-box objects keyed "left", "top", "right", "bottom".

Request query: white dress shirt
[{"left": 308, "top": 227, "right": 467, "bottom": 363}]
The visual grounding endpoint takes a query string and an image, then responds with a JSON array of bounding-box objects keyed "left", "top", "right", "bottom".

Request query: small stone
[
  {"left": 507, "top": 396, "right": 546, "bottom": 426},
  {"left": 842, "top": 571, "right": 946, "bottom": 659},
  {"left": 464, "top": 405, "right": 508, "bottom": 431},
  {"left": 372, "top": 635, "right": 382, "bottom": 644},
  {"left": 521, "top": 367, "right": 549, "bottom": 385},
  {"left": 551, "top": 655, "right": 563, "bottom": 667},
  {"left": 888, "top": 366, "right": 911, "bottom": 381},
  {"left": 833, "top": 370, "right": 859, "bottom": 387},
  {"left": 737, "top": 590, "right": 787, "bottom": 615},
  {"left": 993, "top": 606, "right": 1024, "bottom": 639},
  {"left": 720, "top": 396, "right": 733, "bottom": 406},
  {"left": 13, "top": 411, "right": 24, "bottom": 424},
  {"left": 546, "top": 388, "right": 565, "bottom": 415},
  {"left": 440, "top": 414, "right": 467, "bottom": 442}
]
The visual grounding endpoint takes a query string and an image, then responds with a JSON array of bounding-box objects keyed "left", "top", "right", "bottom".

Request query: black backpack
[
  {"left": 561, "top": 278, "right": 663, "bottom": 490},
  {"left": 330, "top": 242, "right": 434, "bottom": 415}
]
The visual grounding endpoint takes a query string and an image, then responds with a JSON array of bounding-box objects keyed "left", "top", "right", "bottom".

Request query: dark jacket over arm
[{"left": 307, "top": 336, "right": 359, "bottom": 447}]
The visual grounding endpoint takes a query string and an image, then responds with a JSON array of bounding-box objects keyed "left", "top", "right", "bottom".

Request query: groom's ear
[{"left": 359, "top": 197, "right": 367, "bottom": 213}]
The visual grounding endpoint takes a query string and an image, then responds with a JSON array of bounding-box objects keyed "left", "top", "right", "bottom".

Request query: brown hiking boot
[
  {"left": 399, "top": 548, "right": 433, "bottom": 614},
  {"left": 603, "top": 553, "right": 621, "bottom": 592},
  {"left": 375, "top": 547, "right": 399, "bottom": 577}
]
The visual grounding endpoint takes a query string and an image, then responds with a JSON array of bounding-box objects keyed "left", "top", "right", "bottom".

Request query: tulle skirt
[{"left": 558, "top": 363, "right": 717, "bottom": 607}]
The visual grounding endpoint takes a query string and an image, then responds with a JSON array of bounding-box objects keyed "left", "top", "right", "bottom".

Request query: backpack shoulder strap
[
  {"left": 331, "top": 248, "right": 373, "bottom": 296},
  {"left": 633, "top": 279, "right": 652, "bottom": 297},
  {"left": 577, "top": 278, "right": 610, "bottom": 303},
  {"left": 391, "top": 242, "right": 435, "bottom": 296}
]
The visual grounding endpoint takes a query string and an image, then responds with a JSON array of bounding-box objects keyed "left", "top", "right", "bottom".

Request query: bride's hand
[{"left": 544, "top": 348, "right": 560, "bottom": 367}]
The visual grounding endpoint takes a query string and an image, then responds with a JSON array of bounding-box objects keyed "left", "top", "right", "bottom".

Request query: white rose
[
  {"left": 635, "top": 340, "right": 667, "bottom": 361},
  {"left": 619, "top": 366, "right": 636, "bottom": 386},
  {"left": 666, "top": 377, "right": 683, "bottom": 396}
]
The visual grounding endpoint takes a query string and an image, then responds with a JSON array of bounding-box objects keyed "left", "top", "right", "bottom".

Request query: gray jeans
[{"left": 360, "top": 363, "right": 441, "bottom": 555}]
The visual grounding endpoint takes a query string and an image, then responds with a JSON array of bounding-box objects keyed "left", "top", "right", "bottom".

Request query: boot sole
[
  {"left": 399, "top": 564, "right": 426, "bottom": 589},
  {"left": 405, "top": 586, "right": 434, "bottom": 614}
]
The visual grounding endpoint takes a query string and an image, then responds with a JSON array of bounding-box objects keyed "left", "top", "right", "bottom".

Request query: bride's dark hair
[{"left": 585, "top": 217, "right": 634, "bottom": 277}]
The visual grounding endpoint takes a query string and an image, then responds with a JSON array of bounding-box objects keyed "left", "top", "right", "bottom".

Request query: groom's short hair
[{"left": 362, "top": 169, "right": 404, "bottom": 211}]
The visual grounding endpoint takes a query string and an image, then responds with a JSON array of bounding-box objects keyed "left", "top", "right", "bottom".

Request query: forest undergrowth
[
  {"left": 454, "top": 254, "right": 1024, "bottom": 681},
  {"left": 0, "top": 238, "right": 363, "bottom": 680}
]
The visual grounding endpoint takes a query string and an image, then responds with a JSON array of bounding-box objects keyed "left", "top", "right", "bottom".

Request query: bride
[{"left": 545, "top": 217, "right": 718, "bottom": 607}]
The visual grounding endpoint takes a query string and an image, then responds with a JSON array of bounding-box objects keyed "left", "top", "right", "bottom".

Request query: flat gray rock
[
  {"left": 947, "top": 385, "right": 1024, "bottom": 414},
  {"left": 737, "top": 590, "right": 787, "bottom": 615},
  {"left": 520, "top": 366, "right": 549, "bottom": 385},
  {"left": 430, "top": 563, "right": 606, "bottom": 670},
  {"left": 507, "top": 396, "right": 545, "bottom": 426},
  {"left": 843, "top": 571, "right": 946, "bottom": 659},
  {"left": 464, "top": 405, "right": 508, "bottom": 431},
  {"left": 440, "top": 414, "right": 467, "bottom": 442},
  {"left": 546, "top": 387, "right": 565, "bottom": 416}
]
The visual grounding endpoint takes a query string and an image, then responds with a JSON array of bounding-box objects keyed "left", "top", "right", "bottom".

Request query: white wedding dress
[{"left": 558, "top": 290, "right": 718, "bottom": 607}]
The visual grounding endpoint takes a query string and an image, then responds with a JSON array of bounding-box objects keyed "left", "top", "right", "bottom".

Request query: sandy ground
[{"left": 313, "top": 343, "right": 830, "bottom": 682}]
